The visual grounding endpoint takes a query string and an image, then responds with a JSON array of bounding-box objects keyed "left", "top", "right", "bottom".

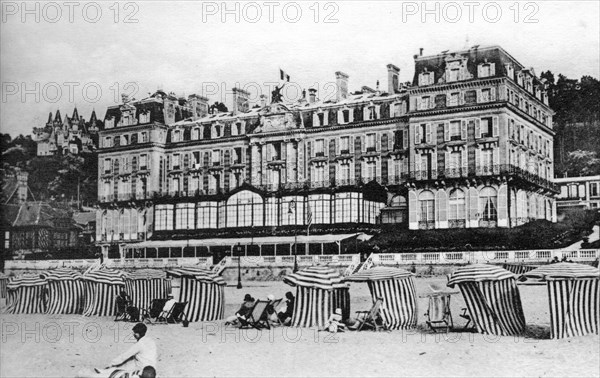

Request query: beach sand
[{"left": 1, "top": 277, "right": 598, "bottom": 377}]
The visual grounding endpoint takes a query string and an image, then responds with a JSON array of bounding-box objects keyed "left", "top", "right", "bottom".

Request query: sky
[{"left": 1, "top": 0, "right": 599, "bottom": 137}]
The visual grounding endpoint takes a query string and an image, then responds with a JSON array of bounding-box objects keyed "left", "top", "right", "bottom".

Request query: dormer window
[
  {"left": 121, "top": 135, "right": 129, "bottom": 145},
  {"left": 173, "top": 130, "right": 181, "bottom": 142},
  {"left": 448, "top": 68, "right": 460, "bottom": 82},
  {"left": 235, "top": 122, "right": 243, "bottom": 135},
  {"left": 104, "top": 137, "right": 112, "bottom": 148},
  {"left": 392, "top": 103, "right": 402, "bottom": 117},
  {"left": 478, "top": 62, "right": 495, "bottom": 78},
  {"left": 449, "top": 92, "right": 459, "bottom": 107},
  {"left": 140, "top": 131, "right": 148, "bottom": 143},
  {"left": 505, "top": 63, "right": 514, "bottom": 80},
  {"left": 105, "top": 118, "right": 115, "bottom": 129},
  {"left": 342, "top": 109, "right": 350, "bottom": 123},
  {"left": 419, "top": 72, "right": 433, "bottom": 86},
  {"left": 317, "top": 112, "right": 325, "bottom": 125},
  {"left": 367, "top": 106, "right": 376, "bottom": 120},
  {"left": 213, "top": 124, "right": 222, "bottom": 138},
  {"left": 192, "top": 128, "right": 199, "bottom": 140},
  {"left": 139, "top": 111, "right": 150, "bottom": 124}
]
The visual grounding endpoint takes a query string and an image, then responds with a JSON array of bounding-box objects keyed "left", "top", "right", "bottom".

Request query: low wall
[{"left": 4, "top": 249, "right": 598, "bottom": 276}]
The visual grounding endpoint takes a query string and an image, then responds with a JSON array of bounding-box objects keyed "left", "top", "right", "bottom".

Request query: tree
[{"left": 565, "top": 150, "right": 600, "bottom": 177}]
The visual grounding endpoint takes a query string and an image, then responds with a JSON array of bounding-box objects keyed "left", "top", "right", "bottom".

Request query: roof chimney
[
  {"left": 419, "top": 48, "right": 424, "bottom": 56},
  {"left": 335, "top": 71, "right": 349, "bottom": 102},
  {"left": 308, "top": 88, "right": 317, "bottom": 104},
  {"left": 260, "top": 94, "right": 267, "bottom": 108},
  {"left": 387, "top": 64, "right": 400, "bottom": 94},
  {"left": 232, "top": 87, "right": 250, "bottom": 115}
]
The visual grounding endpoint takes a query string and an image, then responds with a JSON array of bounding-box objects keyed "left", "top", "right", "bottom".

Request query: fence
[{"left": 4, "top": 249, "right": 599, "bottom": 272}]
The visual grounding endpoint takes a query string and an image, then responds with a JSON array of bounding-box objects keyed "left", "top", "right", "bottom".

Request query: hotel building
[{"left": 96, "top": 45, "right": 558, "bottom": 260}]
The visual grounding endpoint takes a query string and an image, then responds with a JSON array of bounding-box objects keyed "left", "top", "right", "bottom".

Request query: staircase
[
  {"left": 343, "top": 254, "right": 374, "bottom": 276},
  {"left": 211, "top": 258, "right": 228, "bottom": 275}
]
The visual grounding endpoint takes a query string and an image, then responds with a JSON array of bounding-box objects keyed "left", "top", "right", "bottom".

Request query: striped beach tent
[
  {"left": 283, "top": 266, "right": 350, "bottom": 328},
  {"left": 502, "top": 263, "right": 539, "bottom": 278},
  {"left": 5, "top": 274, "right": 48, "bottom": 314},
  {"left": 345, "top": 267, "right": 417, "bottom": 330},
  {"left": 0, "top": 272, "right": 8, "bottom": 299},
  {"left": 124, "top": 270, "right": 171, "bottom": 311},
  {"left": 523, "top": 263, "right": 599, "bottom": 339},
  {"left": 82, "top": 269, "right": 126, "bottom": 316},
  {"left": 447, "top": 264, "right": 526, "bottom": 336},
  {"left": 166, "top": 267, "right": 225, "bottom": 322},
  {"left": 40, "top": 269, "right": 85, "bottom": 314}
]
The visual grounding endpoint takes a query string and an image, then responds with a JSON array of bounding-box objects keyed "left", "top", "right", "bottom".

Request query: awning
[{"left": 124, "top": 233, "right": 371, "bottom": 249}]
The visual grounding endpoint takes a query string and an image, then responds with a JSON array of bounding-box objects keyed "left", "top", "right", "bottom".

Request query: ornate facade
[
  {"left": 96, "top": 45, "right": 558, "bottom": 258},
  {"left": 33, "top": 108, "right": 100, "bottom": 156}
]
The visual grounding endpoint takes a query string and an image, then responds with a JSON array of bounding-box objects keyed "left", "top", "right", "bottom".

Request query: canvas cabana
[
  {"left": 283, "top": 265, "right": 350, "bottom": 328},
  {"left": 124, "top": 269, "right": 171, "bottom": 311},
  {"left": 345, "top": 267, "right": 417, "bottom": 330},
  {"left": 502, "top": 263, "right": 540, "bottom": 277},
  {"left": 447, "top": 264, "right": 526, "bottom": 336},
  {"left": 523, "top": 262, "right": 599, "bottom": 339},
  {"left": 166, "top": 267, "right": 225, "bottom": 322},
  {"left": 5, "top": 274, "right": 47, "bottom": 314},
  {"left": 82, "top": 269, "right": 126, "bottom": 316},
  {"left": 0, "top": 272, "right": 8, "bottom": 299},
  {"left": 40, "top": 269, "right": 85, "bottom": 314}
]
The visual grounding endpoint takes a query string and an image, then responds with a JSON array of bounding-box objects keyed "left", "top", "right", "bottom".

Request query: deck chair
[
  {"left": 460, "top": 308, "right": 475, "bottom": 331},
  {"left": 352, "top": 298, "right": 384, "bottom": 331},
  {"left": 141, "top": 299, "right": 169, "bottom": 324},
  {"left": 424, "top": 293, "right": 454, "bottom": 333},
  {"left": 114, "top": 296, "right": 130, "bottom": 321},
  {"left": 160, "top": 302, "right": 189, "bottom": 324},
  {"left": 267, "top": 298, "right": 283, "bottom": 327},
  {"left": 240, "top": 300, "right": 271, "bottom": 330}
]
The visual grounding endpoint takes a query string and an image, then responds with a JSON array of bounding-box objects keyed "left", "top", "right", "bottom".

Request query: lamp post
[
  {"left": 236, "top": 242, "right": 243, "bottom": 289},
  {"left": 289, "top": 200, "right": 298, "bottom": 273}
]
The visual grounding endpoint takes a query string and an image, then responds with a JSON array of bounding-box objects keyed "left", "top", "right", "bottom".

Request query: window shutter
[
  {"left": 416, "top": 98, "right": 422, "bottom": 111},
  {"left": 426, "top": 123, "right": 432, "bottom": 144},
  {"left": 408, "top": 191, "right": 418, "bottom": 226},
  {"left": 337, "top": 110, "right": 344, "bottom": 124},
  {"left": 490, "top": 63, "right": 496, "bottom": 76},
  {"left": 266, "top": 145, "right": 272, "bottom": 161},
  {"left": 363, "top": 107, "right": 369, "bottom": 120},
  {"left": 414, "top": 125, "right": 420, "bottom": 145},
  {"left": 361, "top": 135, "right": 366, "bottom": 153},
  {"left": 403, "top": 130, "right": 408, "bottom": 149},
  {"left": 167, "top": 155, "right": 171, "bottom": 170},
  {"left": 336, "top": 138, "right": 341, "bottom": 155},
  {"left": 461, "top": 148, "right": 468, "bottom": 174},
  {"left": 461, "top": 120, "right": 467, "bottom": 140},
  {"left": 508, "top": 119, "right": 513, "bottom": 139},
  {"left": 493, "top": 147, "right": 500, "bottom": 168},
  {"left": 312, "top": 113, "right": 319, "bottom": 127},
  {"left": 490, "top": 87, "right": 496, "bottom": 101},
  {"left": 323, "top": 110, "right": 329, "bottom": 126},
  {"left": 431, "top": 153, "right": 438, "bottom": 178},
  {"left": 445, "top": 151, "right": 451, "bottom": 170},
  {"left": 414, "top": 153, "right": 421, "bottom": 172},
  {"left": 475, "top": 119, "right": 481, "bottom": 139},
  {"left": 475, "top": 148, "right": 481, "bottom": 171},
  {"left": 459, "top": 91, "right": 465, "bottom": 105},
  {"left": 349, "top": 136, "right": 354, "bottom": 153},
  {"left": 477, "top": 65, "right": 483, "bottom": 78},
  {"left": 492, "top": 116, "right": 499, "bottom": 137},
  {"left": 388, "top": 132, "right": 393, "bottom": 151},
  {"left": 444, "top": 122, "right": 450, "bottom": 141},
  {"left": 376, "top": 160, "right": 381, "bottom": 179},
  {"left": 476, "top": 90, "right": 482, "bottom": 103},
  {"left": 376, "top": 133, "right": 381, "bottom": 151}
]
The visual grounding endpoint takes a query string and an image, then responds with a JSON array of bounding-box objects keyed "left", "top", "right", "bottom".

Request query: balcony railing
[{"left": 408, "top": 164, "right": 559, "bottom": 192}]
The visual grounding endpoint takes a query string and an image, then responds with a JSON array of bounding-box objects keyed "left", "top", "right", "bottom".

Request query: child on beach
[{"left": 322, "top": 308, "right": 346, "bottom": 333}]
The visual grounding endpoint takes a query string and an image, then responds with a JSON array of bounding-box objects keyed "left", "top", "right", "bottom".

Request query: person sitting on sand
[
  {"left": 95, "top": 323, "right": 157, "bottom": 375},
  {"left": 278, "top": 291, "right": 295, "bottom": 324},
  {"left": 224, "top": 294, "right": 255, "bottom": 325},
  {"left": 158, "top": 294, "right": 176, "bottom": 319},
  {"left": 322, "top": 308, "right": 346, "bottom": 333}
]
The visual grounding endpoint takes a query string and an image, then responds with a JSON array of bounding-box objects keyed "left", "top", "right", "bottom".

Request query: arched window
[
  {"left": 480, "top": 187, "right": 497, "bottom": 221},
  {"left": 226, "top": 190, "right": 264, "bottom": 227},
  {"left": 419, "top": 191, "right": 435, "bottom": 222},
  {"left": 390, "top": 195, "right": 407, "bottom": 208},
  {"left": 449, "top": 189, "right": 466, "bottom": 220}
]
